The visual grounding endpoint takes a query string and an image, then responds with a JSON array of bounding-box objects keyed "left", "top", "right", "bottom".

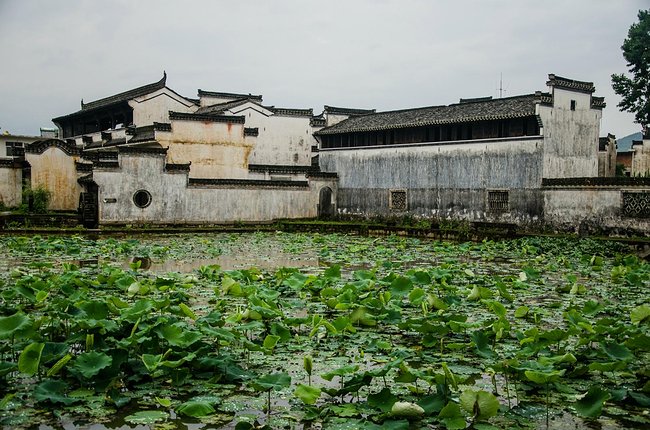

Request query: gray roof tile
[{"left": 315, "top": 94, "right": 537, "bottom": 135}]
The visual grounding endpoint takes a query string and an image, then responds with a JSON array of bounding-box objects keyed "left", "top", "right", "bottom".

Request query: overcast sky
[{"left": 0, "top": 0, "right": 647, "bottom": 138}]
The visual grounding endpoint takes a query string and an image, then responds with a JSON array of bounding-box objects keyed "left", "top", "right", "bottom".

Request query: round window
[{"left": 133, "top": 189, "right": 152, "bottom": 208}]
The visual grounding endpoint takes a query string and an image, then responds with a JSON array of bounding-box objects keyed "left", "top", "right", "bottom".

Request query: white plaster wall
[
  {"left": 0, "top": 166, "right": 22, "bottom": 208},
  {"left": 131, "top": 89, "right": 196, "bottom": 126},
  {"left": 94, "top": 153, "right": 334, "bottom": 224},
  {"left": 25, "top": 148, "right": 82, "bottom": 211},
  {"left": 544, "top": 188, "right": 650, "bottom": 232},
  {"left": 199, "top": 94, "right": 246, "bottom": 107},
  {"left": 320, "top": 137, "right": 544, "bottom": 190},
  {"left": 231, "top": 106, "right": 315, "bottom": 166},
  {"left": 325, "top": 113, "right": 350, "bottom": 127},
  {"left": 538, "top": 88, "right": 601, "bottom": 178},
  {"left": 632, "top": 140, "right": 650, "bottom": 176},
  {"left": 160, "top": 121, "right": 251, "bottom": 179}
]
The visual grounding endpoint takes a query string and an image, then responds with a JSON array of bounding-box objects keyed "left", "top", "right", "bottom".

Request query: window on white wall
[
  {"left": 6, "top": 142, "right": 24, "bottom": 156},
  {"left": 488, "top": 190, "right": 509, "bottom": 213}
]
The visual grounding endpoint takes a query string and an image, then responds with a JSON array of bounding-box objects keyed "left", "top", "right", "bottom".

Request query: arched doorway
[{"left": 318, "top": 187, "right": 334, "bottom": 218}]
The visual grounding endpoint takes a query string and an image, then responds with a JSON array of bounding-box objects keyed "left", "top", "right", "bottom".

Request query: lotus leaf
[
  {"left": 73, "top": 351, "right": 112, "bottom": 379},
  {"left": 574, "top": 386, "right": 611, "bottom": 418},
  {"left": 460, "top": 389, "right": 500, "bottom": 421},
  {"left": 294, "top": 384, "right": 321, "bottom": 405}
]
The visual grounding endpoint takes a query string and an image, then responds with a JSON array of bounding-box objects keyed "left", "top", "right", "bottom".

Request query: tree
[{"left": 611, "top": 9, "right": 650, "bottom": 131}]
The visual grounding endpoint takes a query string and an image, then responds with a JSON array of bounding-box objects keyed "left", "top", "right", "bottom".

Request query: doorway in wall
[{"left": 318, "top": 186, "right": 334, "bottom": 218}]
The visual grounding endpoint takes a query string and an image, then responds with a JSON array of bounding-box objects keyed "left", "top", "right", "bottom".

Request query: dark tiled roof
[
  {"left": 248, "top": 164, "right": 320, "bottom": 174},
  {"left": 82, "top": 73, "right": 167, "bottom": 111},
  {"left": 81, "top": 151, "right": 119, "bottom": 161},
  {"left": 546, "top": 74, "right": 595, "bottom": 94},
  {"left": 543, "top": 177, "right": 650, "bottom": 187},
  {"left": 127, "top": 126, "right": 157, "bottom": 144},
  {"left": 85, "top": 137, "right": 127, "bottom": 150},
  {"left": 268, "top": 107, "right": 313, "bottom": 117},
  {"left": 77, "top": 173, "right": 94, "bottom": 184},
  {"left": 26, "top": 139, "right": 81, "bottom": 156},
  {"left": 153, "top": 122, "right": 172, "bottom": 132},
  {"left": 94, "top": 161, "right": 119, "bottom": 169},
  {"left": 459, "top": 97, "right": 492, "bottom": 104},
  {"left": 315, "top": 94, "right": 537, "bottom": 135},
  {"left": 188, "top": 178, "right": 309, "bottom": 189},
  {"left": 310, "top": 116, "right": 327, "bottom": 127},
  {"left": 75, "top": 162, "right": 93, "bottom": 172},
  {"left": 165, "top": 163, "right": 191, "bottom": 172},
  {"left": 197, "top": 99, "right": 312, "bottom": 118},
  {"left": 53, "top": 73, "right": 169, "bottom": 122},
  {"left": 591, "top": 96, "right": 606, "bottom": 109},
  {"left": 118, "top": 146, "right": 166, "bottom": 155},
  {"left": 0, "top": 159, "right": 23, "bottom": 169},
  {"left": 324, "top": 106, "right": 375, "bottom": 116},
  {"left": 198, "top": 89, "right": 263, "bottom": 102},
  {"left": 307, "top": 171, "right": 338, "bottom": 179},
  {"left": 195, "top": 98, "right": 251, "bottom": 115},
  {"left": 169, "top": 111, "right": 246, "bottom": 124}
]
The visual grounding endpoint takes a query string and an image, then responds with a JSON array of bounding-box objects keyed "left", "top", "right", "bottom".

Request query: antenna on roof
[
  {"left": 495, "top": 73, "right": 510, "bottom": 98},
  {"left": 499, "top": 73, "right": 504, "bottom": 98}
]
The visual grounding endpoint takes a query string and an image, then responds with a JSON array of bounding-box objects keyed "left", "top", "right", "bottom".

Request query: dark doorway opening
[{"left": 318, "top": 187, "right": 334, "bottom": 218}]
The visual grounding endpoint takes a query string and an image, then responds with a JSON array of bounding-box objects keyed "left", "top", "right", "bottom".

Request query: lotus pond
[{"left": 0, "top": 232, "right": 648, "bottom": 429}]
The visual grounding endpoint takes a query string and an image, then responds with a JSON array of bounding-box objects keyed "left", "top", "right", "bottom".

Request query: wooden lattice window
[
  {"left": 622, "top": 192, "right": 650, "bottom": 218},
  {"left": 389, "top": 189, "right": 407, "bottom": 211},
  {"left": 488, "top": 190, "right": 509, "bottom": 213}
]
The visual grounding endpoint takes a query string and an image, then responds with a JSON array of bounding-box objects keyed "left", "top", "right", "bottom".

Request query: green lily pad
[
  {"left": 575, "top": 386, "right": 611, "bottom": 418},
  {"left": 294, "top": 384, "right": 321, "bottom": 405},
  {"left": 18, "top": 342, "right": 44, "bottom": 376},
  {"left": 367, "top": 387, "right": 397, "bottom": 412},
  {"left": 0, "top": 312, "right": 31, "bottom": 339},
  {"left": 631, "top": 304, "right": 650, "bottom": 325},
  {"left": 460, "top": 389, "right": 500, "bottom": 421},
  {"left": 124, "top": 410, "right": 169, "bottom": 424},
  {"left": 176, "top": 400, "right": 216, "bottom": 417},
  {"left": 73, "top": 351, "right": 112, "bottom": 379}
]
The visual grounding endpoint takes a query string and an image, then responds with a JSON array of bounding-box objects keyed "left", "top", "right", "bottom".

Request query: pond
[{"left": 0, "top": 232, "right": 648, "bottom": 429}]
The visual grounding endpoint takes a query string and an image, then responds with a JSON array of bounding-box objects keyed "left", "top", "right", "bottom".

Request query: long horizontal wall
[
  {"left": 544, "top": 185, "right": 650, "bottom": 234},
  {"left": 319, "top": 137, "right": 544, "bottom": 222},
  {"left": 94, "top": 153, "right": 335, "bottom": 224}
]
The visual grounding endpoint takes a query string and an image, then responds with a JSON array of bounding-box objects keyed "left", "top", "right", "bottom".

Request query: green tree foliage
[{"left": 611, "top": 9, "right": 650, "bottom": 129}]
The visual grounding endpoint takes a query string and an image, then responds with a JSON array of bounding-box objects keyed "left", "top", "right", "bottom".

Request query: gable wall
[
  {"left": 159, "top": 120, "right": 251, "bottom": 179},
  {"left": 25, "top": 148, "right": 81, "bottom": 210},
  {"left": 539, "top": 88, "right": 600, "bottom": 178},
  {"left": 235, "top": 107, "right": 316, "bottom": 166},
  {"left": 130, "top": 89, "right": 196, "bottom": 126},
  {"left": 0, "top": 165, "right": 22, "bottom": 208}
]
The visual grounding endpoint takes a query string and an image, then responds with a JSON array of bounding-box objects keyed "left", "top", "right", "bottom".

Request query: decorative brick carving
[
  {"left": 488, "top": 190, "right": 509, "bottom": 213},
  {"left": 622, "top": 192, "right": 650, "bottom": 218},
  {"left": 390, "top": 189, "right": 407, "bottom": 211}
]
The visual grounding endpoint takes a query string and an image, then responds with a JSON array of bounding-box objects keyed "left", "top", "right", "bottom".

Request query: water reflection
[{"left": 123, "top": 254, "right": 318, "bottom": 273}]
